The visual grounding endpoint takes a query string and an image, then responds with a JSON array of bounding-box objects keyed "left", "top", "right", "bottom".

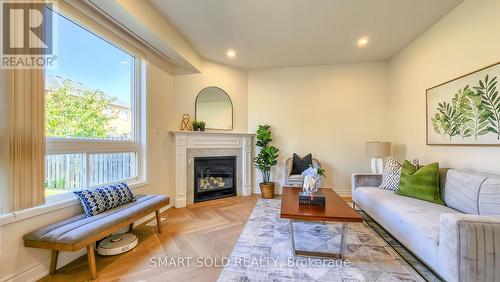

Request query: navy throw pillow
[
  {"left": 291, "top": 153, "right": 313, "bottom": 175},
  {"left": 73, "top": 183, "right": 136, "bottom": 217}
]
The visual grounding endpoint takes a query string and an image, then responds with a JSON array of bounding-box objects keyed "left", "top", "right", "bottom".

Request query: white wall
[
  {"left": 387, "top": 0, "right": 500, "bottom": 174},
  {"left": 173, "top": 61, "right": 248, "bottom": 132},
  {"left": 248, "top": 63, "right": 389, "bottom": 194}
]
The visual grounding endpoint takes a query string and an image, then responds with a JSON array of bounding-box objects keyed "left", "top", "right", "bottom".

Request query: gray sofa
[{"left": 352, "top": 169, "right": 500, "bottom": 282}]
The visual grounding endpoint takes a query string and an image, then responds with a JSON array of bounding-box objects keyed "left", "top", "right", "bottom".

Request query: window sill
[{"left": 0, "top": 181, "right": 148, "bottom": 227}]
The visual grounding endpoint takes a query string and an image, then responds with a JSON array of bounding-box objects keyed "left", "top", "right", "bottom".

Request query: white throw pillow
[{"left": 379, "top": 158, "right": 419, "bottom": 191}]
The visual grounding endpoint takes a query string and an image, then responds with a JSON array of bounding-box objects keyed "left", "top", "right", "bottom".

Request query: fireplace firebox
[{"left": 194, "top": 156, "right": 237, "bottom": 203}]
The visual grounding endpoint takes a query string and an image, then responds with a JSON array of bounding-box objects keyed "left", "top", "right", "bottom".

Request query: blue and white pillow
[{"left": 74, "top": 183, "right": 136, "bottom": 217}]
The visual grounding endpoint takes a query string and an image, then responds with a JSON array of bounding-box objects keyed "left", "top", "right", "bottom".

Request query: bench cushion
[{"left": 24, "top": 195, "right": 169, "bottom": 246}]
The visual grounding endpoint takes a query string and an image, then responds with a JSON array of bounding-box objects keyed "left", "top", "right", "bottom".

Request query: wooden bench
[{"left": 24, "top": 194, "right": 170, "bottom": 279}]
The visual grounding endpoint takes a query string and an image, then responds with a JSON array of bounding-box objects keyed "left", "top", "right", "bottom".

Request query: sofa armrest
[
  {"left": 438, "top": 213, "right": 500, "bottom": 282},
  {"left": 351, "top": 173, "right": 382, "bottom": 191}
]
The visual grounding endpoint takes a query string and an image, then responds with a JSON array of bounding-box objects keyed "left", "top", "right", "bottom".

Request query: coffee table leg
[
  {"left": 290, "top": 220, "right": 348, "bottom": 259},
  {"left": 339, "top": 223, "right": 348, "bottom": 259},
  {"left": 289, "top": 219, "right": 296, "bottom": 255}
]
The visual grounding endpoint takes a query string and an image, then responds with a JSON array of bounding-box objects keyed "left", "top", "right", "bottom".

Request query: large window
[{"left": 44, "top": 10, "right": 144, "bottom": 199}]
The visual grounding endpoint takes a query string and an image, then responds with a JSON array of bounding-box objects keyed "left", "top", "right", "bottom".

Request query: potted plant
[
  {"left": 192, "top": 121, "right": 206, "bottom": 131},
  {"left": 253, "top": 124, "right": 279, "bottom": 199}
]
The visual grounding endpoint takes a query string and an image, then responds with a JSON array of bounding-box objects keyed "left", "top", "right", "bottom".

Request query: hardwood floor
[
  {"left": 39, "top": 194, "right": 352, "bottom": 281},
  {"left": 39, "top": 195, "right": 259, "bottom": 282}
]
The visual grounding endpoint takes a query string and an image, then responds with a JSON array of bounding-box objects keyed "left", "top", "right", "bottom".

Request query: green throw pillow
[{"left": 395, "top": 161, "right": 444, "bottom": 205}]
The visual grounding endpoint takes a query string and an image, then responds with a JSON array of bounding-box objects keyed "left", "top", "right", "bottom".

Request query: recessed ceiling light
[
  {"left": 357, "top": 37, "right": 369, "bottom": 48},
  {"left": 226, "top": 49, "right": 236, "bottom": 58}
]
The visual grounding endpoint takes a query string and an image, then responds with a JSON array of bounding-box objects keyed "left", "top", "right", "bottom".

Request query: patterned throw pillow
[
  {"left": 74, "top": 183, "right": 136, "bottom": 217},
  {"left": 379, "top": 158, "right": 419, "bottom": 191}
]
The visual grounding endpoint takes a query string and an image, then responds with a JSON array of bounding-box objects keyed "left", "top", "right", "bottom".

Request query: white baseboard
[
  {"left": 3, "top": 258, "right": 50, "bottom": 282},
  {"left": 3, "top": 248, "right": 86, "bottom": 282},
  {"left": 3, "top": 204, "right": 174, "bottom": 282},
  {"left": 174, "top": 196, "right": 187, "bottom": 208},
  {"left": 334, "top": 188, "right": 352, "bottom": 197}
]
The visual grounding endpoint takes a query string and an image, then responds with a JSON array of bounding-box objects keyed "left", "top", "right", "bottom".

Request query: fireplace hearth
[{"left": 194, "top": 156, "right": 237, "bottom": 203}]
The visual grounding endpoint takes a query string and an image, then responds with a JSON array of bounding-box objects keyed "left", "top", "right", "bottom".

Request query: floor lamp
[{"left": 365, "top": 142, "right": 391, "bottom": 174}]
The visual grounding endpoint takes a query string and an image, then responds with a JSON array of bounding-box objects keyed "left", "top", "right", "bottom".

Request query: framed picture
[{"left": 426, "top": 62, "right": 500, "bottom": 146}]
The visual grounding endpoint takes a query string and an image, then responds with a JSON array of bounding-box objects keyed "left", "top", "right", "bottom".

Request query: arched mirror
[{"left": 195, "top": 87, "right": 233, "bottom": 130}]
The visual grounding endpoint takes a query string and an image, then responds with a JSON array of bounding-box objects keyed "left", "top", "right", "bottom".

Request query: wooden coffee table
[{"left": 280, "top": 186, "right": 362, "bottom": 259}]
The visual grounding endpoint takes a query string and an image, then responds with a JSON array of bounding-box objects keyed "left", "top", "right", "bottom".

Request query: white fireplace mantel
[{"left": 170, "top": 131, "right": 255, "bottom": 208}]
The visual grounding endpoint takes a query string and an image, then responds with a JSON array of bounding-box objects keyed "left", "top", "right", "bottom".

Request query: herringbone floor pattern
[{"left": 39, "top": 195, "right": 259, "bottom": 282}]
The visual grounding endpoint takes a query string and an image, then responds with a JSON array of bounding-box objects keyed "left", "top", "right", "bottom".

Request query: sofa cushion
[
  {"left": 444, "top": 169, "right": 487, "bottom": 214},
  {"left": 287, "top": 174, "right": 303, "bottom": 186},
  {"left": 353, "top": 187, "right": 461, "bottom": 270},
  {"left": 438, "top": 168, "right": 450, "bottom": 201},
  {"left": 23, "top": 195, "right": 169, "bottom": 245},
  {"left": 478, "top": 176, "right": 500, "bottom": 216}
]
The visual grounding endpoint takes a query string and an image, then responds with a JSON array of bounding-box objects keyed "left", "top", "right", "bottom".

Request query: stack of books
[{"left": 299, "top": 192, "right": 326, "bottom": 207}]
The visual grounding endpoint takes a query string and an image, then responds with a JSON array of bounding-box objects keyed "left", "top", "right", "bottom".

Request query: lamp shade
[{"left": 366, "top": 142, "right": 391, "bottom": 157}]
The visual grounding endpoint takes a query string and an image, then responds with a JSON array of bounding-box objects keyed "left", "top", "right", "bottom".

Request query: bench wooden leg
[
  {"left": 50, "top": 250, "right": 58, "bottom": 274},
  {"left": 129, "top": 222, "right": 134, "bottom": 231},
  {"left": 155, "top": 210, "right": 162, "bottom": 233},
  {"left": 87, "top": 245, "right": 97, "bottom": 280}
]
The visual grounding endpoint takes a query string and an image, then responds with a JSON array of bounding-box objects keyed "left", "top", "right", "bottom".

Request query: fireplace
[{"left": 194, "top": 156, "right": 237, "bottom": 203}]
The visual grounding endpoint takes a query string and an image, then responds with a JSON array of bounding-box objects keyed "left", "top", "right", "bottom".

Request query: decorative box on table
[{"left": 299, "top": 192, "right": 325, "bottom": 207}]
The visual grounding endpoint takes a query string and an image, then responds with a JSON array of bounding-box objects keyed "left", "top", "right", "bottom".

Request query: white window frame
[{"left": 45, "top": 8, "right": 147, "bottom": 203}]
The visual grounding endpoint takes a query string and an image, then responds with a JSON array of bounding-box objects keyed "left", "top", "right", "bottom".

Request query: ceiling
[{"left": 149, "top": 0, "right": 463, "bottom": 69}]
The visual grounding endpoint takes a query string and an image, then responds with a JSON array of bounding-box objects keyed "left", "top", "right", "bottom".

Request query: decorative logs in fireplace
[{"left": 194, "top": 156, "right": 237, "bottom": 203}]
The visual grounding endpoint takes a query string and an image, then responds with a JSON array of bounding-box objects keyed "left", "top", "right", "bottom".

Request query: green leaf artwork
[
  {"left": 474, "top": 75, "right": 500, "bottom": 139},
  {"left": 467, "top": 85, "right": 489, "bottom": 139},
  {"left": 451, "top": 87, "right": 473, "bottom": 139},
  {"left": 434, "top": 101, "right": 459, "bottom": 140},
  {"left": 428, "top": 64, "right": 500, "bottom": 145}
]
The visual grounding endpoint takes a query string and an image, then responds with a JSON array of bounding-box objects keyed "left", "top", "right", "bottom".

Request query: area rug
[{"left": 217, "top": 199, "right": 425, "bottom": 282}]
